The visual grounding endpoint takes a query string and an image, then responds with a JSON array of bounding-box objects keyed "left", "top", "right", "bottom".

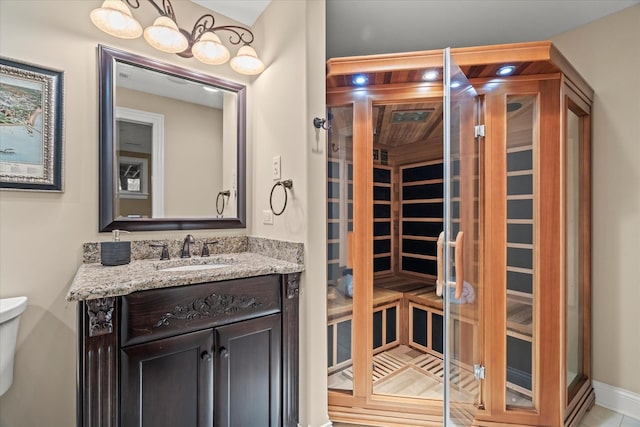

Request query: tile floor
[
  {"left": 579, "top": 406, "right": 640, "bottom": 427},
  {"left": 331, "top": 405, "right": 640, "bottom": 427}
]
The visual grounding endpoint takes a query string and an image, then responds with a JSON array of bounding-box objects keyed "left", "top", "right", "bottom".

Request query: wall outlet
[
  {"left": 262, "top": 209, "right": 274, "bottom": 225},
  {"left": 272, "top": 155, "right": 281, "bottom": 180}
]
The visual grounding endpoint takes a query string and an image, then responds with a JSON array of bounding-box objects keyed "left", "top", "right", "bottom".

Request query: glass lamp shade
[
  {"left": 90, "top": 0, "right": 142, "bottom": 39},
  {"left": 143, "top": 16, "right": 188, "bottom": 54},
  {"left": 192, "top": 32, "right": 231, "bottom": 65},
  {"left": 230, "top": 45, "right": 265, "bottom": 75}
]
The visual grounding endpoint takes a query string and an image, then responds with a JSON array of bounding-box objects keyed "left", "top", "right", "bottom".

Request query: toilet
[{"left": 0, "top": 296, "right": 28, "bottom": 396}]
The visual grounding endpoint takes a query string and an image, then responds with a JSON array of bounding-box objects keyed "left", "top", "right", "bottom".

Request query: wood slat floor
[{"left": 328, "top": 345, "right": 478, "bottom": 401}]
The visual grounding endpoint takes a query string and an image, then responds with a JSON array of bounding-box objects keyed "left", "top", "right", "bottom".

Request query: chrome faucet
[{"left": 181, "top": 234, "right": 195, "bottom": 258}]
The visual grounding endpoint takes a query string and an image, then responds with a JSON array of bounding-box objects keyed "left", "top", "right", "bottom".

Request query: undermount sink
[{"left": 159, "top": 264, "right": 229, "bottom": 272}]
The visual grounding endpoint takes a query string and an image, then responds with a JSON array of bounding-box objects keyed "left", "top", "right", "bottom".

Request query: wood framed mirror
[{"left": 98, "top": 45, "right": 246, "bottom": 232}]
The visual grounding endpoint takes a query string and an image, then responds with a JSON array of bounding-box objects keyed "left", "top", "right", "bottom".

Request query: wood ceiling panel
[{"left": 373, "top": 101, "right": 443, "bottom": 148}]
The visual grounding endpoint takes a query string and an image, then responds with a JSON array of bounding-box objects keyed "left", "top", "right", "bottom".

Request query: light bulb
[
  {"left": 230, "top": 45, "right": 265, "bottom": 75},
  {"left": 90, "top": 0, "right": 142, "bottom": 39},
  {"left": 192, "top": 32, "right": 231, "bottom": 65},
  {"left": 143, "top": 16, "right": 188, "bottom": 54}
]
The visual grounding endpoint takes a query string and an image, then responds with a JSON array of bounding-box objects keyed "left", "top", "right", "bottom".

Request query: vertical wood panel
[
  {"left": 352, "top": 99, "right": 373, "bottom": 398},
  {"left": 282, "top": 274, "right": 300, "bottom": 427},
  {"left": 537, "top": 78, "right": 563, "bottom": 425},
  {"left": 484, "top": 89, "right": 508, "bottom": 417},
  {"left": 78, "top": 300, "right": 119, "bottom": 427}
]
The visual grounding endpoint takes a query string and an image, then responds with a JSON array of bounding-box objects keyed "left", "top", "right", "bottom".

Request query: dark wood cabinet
[
  {"left": 215, "top": 314, "right": 281, "bottom": 427},
  {"left": 121, "top": 329, "right": 214, "bottom": 427},
  {"left": 77, "top": 273, "right": 300, "bottom": 427}
]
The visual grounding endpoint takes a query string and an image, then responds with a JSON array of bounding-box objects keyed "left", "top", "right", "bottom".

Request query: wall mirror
[{"left": 98, "top": 45, "right": 246, "bottom": 231}]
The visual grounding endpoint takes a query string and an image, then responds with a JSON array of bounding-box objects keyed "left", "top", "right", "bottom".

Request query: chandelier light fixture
[{"left": 90, "top": 0, "right": 265, "bottom": 75}]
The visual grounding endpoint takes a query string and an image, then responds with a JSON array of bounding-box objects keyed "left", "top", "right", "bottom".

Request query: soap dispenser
[{"left": 101, "top": 230, "right": 131, "bottom": 266}]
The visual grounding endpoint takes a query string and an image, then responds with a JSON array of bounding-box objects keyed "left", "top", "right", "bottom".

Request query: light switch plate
[
  {"left": 272, "top": 155, "right": 281, "bottom": 180},
  {"left": 262, "top": 209, "right": 274, "bottom": 225}
]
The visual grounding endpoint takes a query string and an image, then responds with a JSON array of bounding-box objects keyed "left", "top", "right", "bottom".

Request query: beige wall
[
  {"left": 250, "top": 1, "right": 329, "bottom": 425},
  {"left": 552, "top": 5, "right": 640, "bottom": 395}
]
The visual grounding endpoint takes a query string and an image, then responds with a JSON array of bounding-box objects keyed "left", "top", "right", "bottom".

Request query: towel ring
[
  {"left": 270, "top": 179, "right": 293, "bottom": 216},
  {"left": 216, "top": 190, "right": 230, "bottom": 215}
]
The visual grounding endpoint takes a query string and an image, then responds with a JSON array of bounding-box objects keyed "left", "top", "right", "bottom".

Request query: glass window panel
[
  {"left": 567, "top": 107, "right": 584, "bottom": 392},
  {"left": 505, "top": 95, "right": 536, "bottom": 409},
  {"left": 326, "top": 105, "right": 354, "bottom": 393}
]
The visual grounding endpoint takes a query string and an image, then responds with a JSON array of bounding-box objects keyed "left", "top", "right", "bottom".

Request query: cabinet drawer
[{"left": 121, "top": 275, "right": 281, "bottom": 346}]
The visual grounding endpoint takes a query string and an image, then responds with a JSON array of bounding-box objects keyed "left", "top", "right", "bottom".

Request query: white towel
[{"left": 448, "top": 280, "right": 475, "bottom": 304}]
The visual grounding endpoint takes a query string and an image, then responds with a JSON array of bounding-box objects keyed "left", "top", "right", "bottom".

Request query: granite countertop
[{"left": 67, "top": 236, "right": 304, "bottom": 302}]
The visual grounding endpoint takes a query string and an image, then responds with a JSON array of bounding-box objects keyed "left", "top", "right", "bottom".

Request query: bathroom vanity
[{"left": 68, "top": 237, "right": 303, "bottom": 427}]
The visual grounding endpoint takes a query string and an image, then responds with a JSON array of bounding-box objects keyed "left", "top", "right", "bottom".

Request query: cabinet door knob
[
  {"left": 201, "top": 351, "right": 212, "bottom": 362},
  {"left": 219, "top": 347, "right": 229, "bottom": 358}
]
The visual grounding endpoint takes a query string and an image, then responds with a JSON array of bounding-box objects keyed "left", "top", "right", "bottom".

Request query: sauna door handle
[
  {"left": 436, "top": 231, "right": 444, "bottom": 296},
  {"left": 454, "top": 231, "right": 464, "bottom": 300},
  {"left": 436, "top": 231, "right": 464, "bottom": 299}
]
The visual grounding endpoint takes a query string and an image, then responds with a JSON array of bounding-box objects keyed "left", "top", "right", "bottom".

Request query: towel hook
[
  {"left": 270, "top": 179, "right": 293, "bottom": 216},
  {"left": 313, "top": 117, "right": 330, "bottom": 131}
]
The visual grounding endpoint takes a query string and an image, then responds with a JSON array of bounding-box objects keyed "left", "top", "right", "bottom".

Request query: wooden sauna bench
[
  {"left": 327, "top": 286, "right": 403, "bottom": 318},
  {"left": 326, "top": 275, "right": 439, "bottom": 321},
  {"left": 374, "top": 275, "right": 441, "bottom": 309}
]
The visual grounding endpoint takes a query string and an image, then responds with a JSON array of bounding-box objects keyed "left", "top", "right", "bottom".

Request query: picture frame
[
  {"left": 0, "top": 57, "right": 63, "bottom": 191},
  {"left": 118, "top": 156, "right": 149, "bottom": 199}
]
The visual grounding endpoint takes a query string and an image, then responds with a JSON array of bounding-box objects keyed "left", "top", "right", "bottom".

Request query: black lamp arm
[
  {"left": 123, "top": 0, "right": 255, "bottom": 47},
  {"left": 124, "top": 0, "right": 175, "bottom": 21}
]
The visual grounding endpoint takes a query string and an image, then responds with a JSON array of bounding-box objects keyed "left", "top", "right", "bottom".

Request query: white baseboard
[
  {"left": 297, "top": 423, "right": 332, "bottom": 427},
  {"left": 593, "top": 380, "right": 640, "bottom": 420}
]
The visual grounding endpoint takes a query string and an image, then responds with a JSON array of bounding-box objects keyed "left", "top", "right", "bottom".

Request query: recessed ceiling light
[
  {"left": 352, "top": 74, "right": 368, "bottom": 86},
  {"left": 497, "top": 65, "right": 516, "bottom": 76},
  {"left": 422, "top": 70, "right": 439, "bottom": 81},
  {"left": 450, "top": 81, "right": 462, "bottom": 89},
  {"left": 203, "top": 86, "right": 219, "bottom": 93}
]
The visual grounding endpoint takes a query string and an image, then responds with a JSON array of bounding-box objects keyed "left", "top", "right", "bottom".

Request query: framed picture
[
  {"left": 118, "top": 156, "right": 149, "bottom": 199},
  {"left": 0, "top": 57, "right": 63, "bottom": 191}
]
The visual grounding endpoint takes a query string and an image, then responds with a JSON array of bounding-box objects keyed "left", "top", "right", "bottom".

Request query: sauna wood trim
[
  {"left": 562, "top": 81, "right": 593, "bottom": 421},
  {"left": 351, "top": 98, "right": 374, "bottom": 398},
  {"left": 328, "top": 41, "right": 593, "bottom": 101}
]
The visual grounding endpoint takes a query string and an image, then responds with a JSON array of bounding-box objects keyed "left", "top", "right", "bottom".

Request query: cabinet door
[
  {"left": 121, "top": 329, "right": 214, "bottom": 427},
  {"left": 215, "top": 314, "right": 282, "bottom": 427}
]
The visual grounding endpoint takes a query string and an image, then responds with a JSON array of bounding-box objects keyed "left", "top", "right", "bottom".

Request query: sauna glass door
[
  {"left": 443, "top": 48, "right": 481, "bottom": 425},
  {"left": 326, "top": 104, "right": 355, "bottom": 394}
]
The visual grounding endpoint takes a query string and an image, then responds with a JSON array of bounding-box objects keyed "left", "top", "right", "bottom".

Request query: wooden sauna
[{"left": 325, "top": 42, "right": 593, "bottom": 426}]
